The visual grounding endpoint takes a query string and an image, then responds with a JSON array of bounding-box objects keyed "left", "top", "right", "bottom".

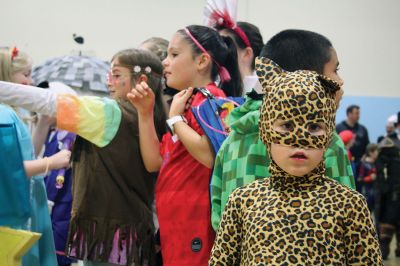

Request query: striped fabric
[{"left": 57, "top": 95, "right": 122, "bottom": 147}]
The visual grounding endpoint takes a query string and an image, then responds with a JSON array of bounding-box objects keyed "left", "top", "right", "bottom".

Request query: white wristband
[{"left": 166, "top": 115, "right": 187, "bottom": 135}]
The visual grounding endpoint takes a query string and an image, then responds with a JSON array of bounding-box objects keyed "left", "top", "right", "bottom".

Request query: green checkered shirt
[{"left": 211, "top": 96, "right": 355, "bottom": 231}]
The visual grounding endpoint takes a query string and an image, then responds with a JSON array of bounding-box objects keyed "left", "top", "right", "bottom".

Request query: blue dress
[{"left": 0, "top": 104, "right": 57, "bottom": 266}]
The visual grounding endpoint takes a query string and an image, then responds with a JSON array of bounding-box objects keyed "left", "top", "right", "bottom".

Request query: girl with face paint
[
  {"left": 0, "top": 48, "right": 167, "bottom": 266},
  {"left": 209, "top": 58, "right": 382, "bottom": 265}
]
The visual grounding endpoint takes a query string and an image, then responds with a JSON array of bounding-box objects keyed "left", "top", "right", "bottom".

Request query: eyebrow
[
  {"left": 167, "top": 46, "right": 179, "bottom": 52},
  {"left": 112, "top": 63, "right": 126, "bottom": 68}
]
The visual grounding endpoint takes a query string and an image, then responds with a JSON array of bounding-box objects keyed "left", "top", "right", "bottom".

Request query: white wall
[{"left": 1, "top": 0, "right": 400, "bottom": 97}]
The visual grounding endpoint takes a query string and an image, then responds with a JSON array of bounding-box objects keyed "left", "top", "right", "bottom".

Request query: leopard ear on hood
[
  {"left": 255, "top": 57, "right": 284, "bottom": 93},
  {"left": 317, "top": 74, "right": 341, "bottom": 96}
]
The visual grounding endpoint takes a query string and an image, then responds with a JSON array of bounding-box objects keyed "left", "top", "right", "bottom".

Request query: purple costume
[{"left": 44, "top": 129, "right": 76, "bottom": 266}]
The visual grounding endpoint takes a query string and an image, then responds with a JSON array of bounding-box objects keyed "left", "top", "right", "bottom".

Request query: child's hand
[
  {"left": 169, "top": 87, "right": 194, "bottom": 118},
  {"left": 127, "top": 81, "right": 155, "bottom": 116},
  {"left": 49, "top": 149, "right": 71, "bottom": 170}
]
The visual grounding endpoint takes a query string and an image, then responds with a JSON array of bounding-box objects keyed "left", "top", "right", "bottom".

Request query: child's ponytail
[{"left": 220, "top": 35, "right": 242, "bottom": 97}]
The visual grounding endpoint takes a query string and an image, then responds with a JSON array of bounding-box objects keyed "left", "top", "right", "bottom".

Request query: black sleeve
[{"left": 336, "top": 122, "right": 345, "bottom": 133}]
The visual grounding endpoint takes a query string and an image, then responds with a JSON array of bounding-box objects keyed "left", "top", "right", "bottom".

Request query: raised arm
[
  {"left": 127, "top": 82, "right": 162, "bottom": 172},
  {"left": 0, "top": 81, "right": 122, "bottom": 148},
  {"left": 0, "top": 81, "right": 57, "bottom": 116},
  {"left": 169, "top": 87, "right": 215, "bottom": 168}
]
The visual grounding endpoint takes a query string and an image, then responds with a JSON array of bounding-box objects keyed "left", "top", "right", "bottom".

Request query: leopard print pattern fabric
[
  {"left": 209, "top": 177, "right": 383, "bottom": 265},
  {"left": 209, "top": 57, "right": 382, "bottom": 265},
  {"left": 256, "top": 57, "right": 339, "bottom": 151},
  {"left": 256, "top": 56, "right": 340, "bottom": 187}
]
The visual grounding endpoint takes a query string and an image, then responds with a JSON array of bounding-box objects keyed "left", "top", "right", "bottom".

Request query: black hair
[
  {"left": 178, "top": 25, "right": 243, "bottom": 97},
  {"left": 260, "top": 29, "right": 333, "bottom": 74},
  {"left": 112, "top": 48, "right": 167, "bottom": 137},
  {"left": 346, "top": 105, "right": 360, "bottom": 115},
  {"left": 216, "top": 21, "right": 264, "bottom": 70}
]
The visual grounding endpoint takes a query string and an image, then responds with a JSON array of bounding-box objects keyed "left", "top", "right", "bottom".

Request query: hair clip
[
  {"left": 133, "top": 65, "right": 152, "bottom": 74},
  {"left": 11, "top": 46, "right": 19, "bottom": 61}
]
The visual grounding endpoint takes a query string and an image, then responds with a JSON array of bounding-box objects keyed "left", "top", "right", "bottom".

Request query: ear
[
  {"left": 317, "top": 74, "right": 340, "bottom": 94},
  {"left": 137, "top": 74, "right": 148, "bottom": 84},
  {"left": 255, "top": 57, "right": 284, "bottom": 93},
  {"left": 196, "top": 53, "right": 212, "bottom": 71},
  {"left": 243, "top": 47, "right": 254, "bottom": 61}
]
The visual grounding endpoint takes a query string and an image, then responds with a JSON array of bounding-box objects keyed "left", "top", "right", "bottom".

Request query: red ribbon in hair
[
  {"left": 211, "top": 10, "right": 251, "bottom": 48},
  {"left": 11, "top": 47, "right": 19, "bottom": 61}
]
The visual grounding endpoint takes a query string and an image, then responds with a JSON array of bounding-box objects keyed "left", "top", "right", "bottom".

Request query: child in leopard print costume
[{"left": 209, "top": 57, "right": 382, "bottom": 265}]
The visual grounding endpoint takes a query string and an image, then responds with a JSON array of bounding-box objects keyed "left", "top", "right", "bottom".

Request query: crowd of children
[{"left": 2, "top": 1, "right": 397, "bottom": 265}]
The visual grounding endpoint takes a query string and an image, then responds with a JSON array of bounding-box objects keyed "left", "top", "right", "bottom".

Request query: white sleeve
[{"left": 0, "top": 81, "right": 57, "bottom": 116}]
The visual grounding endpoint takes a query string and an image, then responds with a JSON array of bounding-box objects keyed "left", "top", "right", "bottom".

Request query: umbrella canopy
[{"left": 32, "top": 55, "right": 110, "bottom": 94}]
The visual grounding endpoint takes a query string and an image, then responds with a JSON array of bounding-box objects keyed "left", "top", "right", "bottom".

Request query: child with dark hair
[
  {"left": 128, "top": 24, "right": 242, "bottom": 266},
  {"left": 210, "top": 29, "right": 355, "bottom": 231},
  {"left": 358, "top": 143, "right": 379, "bottom": 211},
  {"left": 0, "top": 48, "right": 167, "bottom": 266},
  {"left": 209, "top": 57, "right": 382, "bottom": 265},
  {"left": 261, "top": 29, "right": 334, "bottom": 73}
]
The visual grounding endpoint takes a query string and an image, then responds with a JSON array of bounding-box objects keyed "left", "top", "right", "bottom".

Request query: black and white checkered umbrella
[{"left": 32, "top": 55, "right": 110, "bottom": 94}]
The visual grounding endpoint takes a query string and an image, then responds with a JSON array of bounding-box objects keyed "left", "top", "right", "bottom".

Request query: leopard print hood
[
  {"left": 256, "top": 57, "right": 340, "bottom": 181},
  {"left": 256, "top": 57, "right": 340, "bottom": 151}
]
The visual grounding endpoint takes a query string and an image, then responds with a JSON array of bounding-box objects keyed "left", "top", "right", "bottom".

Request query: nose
[
  {"left": 162, "top": 58, "right": 168, "bottom": 68},
  {"left": 106, "top": 72, "right": 114, "bottom": 89},
  {"left": 337, "top": 75, "right": 344, "bottom": 87},
  {"left": 27, "top": 76, "right": 33, "bottom": 86}
]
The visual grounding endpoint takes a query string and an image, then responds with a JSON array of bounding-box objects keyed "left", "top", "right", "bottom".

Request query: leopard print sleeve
[
  {"left": 343, "top": 191, "right": 383, "bottom": 265},
  {"left": 209, "top": 189, "right": 244, "bottom": 266}
]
